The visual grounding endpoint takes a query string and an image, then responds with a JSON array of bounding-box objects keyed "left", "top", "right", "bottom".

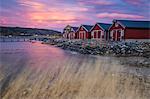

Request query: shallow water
[
  {"left": 0, "top": 42, "right": 149, "bottom": 98},
  {"left": 0, "top": 42, "right": 149, "bottom": 82}
]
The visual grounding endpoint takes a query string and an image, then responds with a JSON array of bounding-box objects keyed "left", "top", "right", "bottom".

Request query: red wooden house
[
  {"left": 63, "top": 25, "right": 78, "bottom": 39},
  {"left": 76, "top": 25, "right": 93, "bottom": 39},
  {"left": 109, "top": 20, "right": 150, "bottom": 41},
  {"left": 90, "top": 23, "right": 111, "bottom": 41}
]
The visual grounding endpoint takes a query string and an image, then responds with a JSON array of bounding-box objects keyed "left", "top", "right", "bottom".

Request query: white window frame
[
  {"left": 121, "top": 30, "right": 124, "bottom": 41},
  {"left": 117, "top": 29, "right": 121, "bottom": 41},
  {"left": 92, "top": 30, "right": 103, "bottom": 39},
  {"left": 110, "top": 29, "right": 124, "bottom": 41},
  {"left": 79, "top": 31, "right": 86, "bottom": 39},
  {"left": 110, "top": 30, "right": 114, "bottom": 41},
  {"left": 100, "top": 30, "right": 104, "bottom": 40},
  {"left": 91, "top": 31, "right": 94, "bottom": 39},
  {"left": 117, "top": 29, "right": 124, "bottom": 41}
]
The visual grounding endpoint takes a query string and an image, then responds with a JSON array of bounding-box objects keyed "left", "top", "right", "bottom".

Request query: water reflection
[
  {"left": 0, "top": 42, "right": 150, "bottom": 99},
  {"left": 0, "top": 42, "right": 149, "bottom": 77}
]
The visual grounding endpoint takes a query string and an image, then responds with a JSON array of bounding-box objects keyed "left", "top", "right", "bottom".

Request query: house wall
[
  {"left": 63, "top": 33, "right": 69, "bottom": 39},
  {"left": 69, "top": 32, "right": 76, "bottom": 39},
  {"left": 91, "top": 24, "right": 106, "bottom": 40},
  {"left": 125, "top": 28, "right": 150, "bottom": 39},
  {"left": 63, "top": 25, "right": 72, "bottom": 39},
  {"left": 63, "top": 25, "right": 78, "bottom": 39},
  {"left": 109, "top": 23, "right": 125, "bottom": 41},
  {"left": 109, "top": 23, "right": 124, "bottom": 30},
  {"left": 76, "top": 26, "right": 90, "bottom": 39},
  {"left": 109, "top": 22, "right": 150, "bottom": 41}
]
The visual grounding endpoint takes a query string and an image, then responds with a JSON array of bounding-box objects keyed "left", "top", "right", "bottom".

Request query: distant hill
[{"left": 0, "top": 26, "right": 62, "bottom": 36}]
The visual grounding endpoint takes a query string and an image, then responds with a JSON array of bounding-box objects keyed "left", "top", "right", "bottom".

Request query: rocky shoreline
[
  {"left": 43, "top": 39, "right": 150, "bottom": 67},
  {"left": 44, "top": 39, "right": 150, "bottom": 56}
]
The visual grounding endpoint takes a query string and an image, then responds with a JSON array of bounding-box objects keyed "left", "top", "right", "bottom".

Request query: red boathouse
[
  {"left": 109, "top": 20, "right": 150, "bottom": 41},
  {"left": 90, "top": 23, "right": 111, "bottom": 41},
  {"left": 63, "top": 25, "right": 78, "bottom": 39},
  {"left": 76, "top": 25, "right": 93, "bottom": 39}
]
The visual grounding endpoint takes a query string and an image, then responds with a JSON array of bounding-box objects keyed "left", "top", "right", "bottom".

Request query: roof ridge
[
  {"left": 115, "top": 19, "right": 150, "bottom": 28},
  {"left": 82, "top": 24, "right": 93, "bottom": 26},
  {"left": 97, "top": 23, "right": 111, "bottom": 25},
  {"left": 116, "top": 19, "right": 150, "bottom": 22}
]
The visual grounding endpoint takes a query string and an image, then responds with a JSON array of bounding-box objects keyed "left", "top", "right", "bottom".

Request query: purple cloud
[
  {"left": 97, "top": 12, "right": 144, "bottom": 19},
  {"left": 0, "top": 0, "right": 149, "bottom": 30},
  {"left": 123, "top": 0, "right": 148, "bottom": 5},
  {"left": 78, "top": 0, "right": 115, "bottom": 5}
]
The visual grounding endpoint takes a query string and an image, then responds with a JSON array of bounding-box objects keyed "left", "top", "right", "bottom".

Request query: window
[
  {"left": 98, "top": 31, "right": 101, "bottom": 38},
  {"left": 79, "top": 31, "right": 86, "bottom": 39},
  {"left": 102, "top": 35, "right": 104, "bottom": 39},
  {"left": 94, "top": 31, "right": 97, "bottom": 38}
]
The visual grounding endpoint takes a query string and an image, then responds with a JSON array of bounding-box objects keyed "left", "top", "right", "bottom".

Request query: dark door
[
  {"left": 94, "top": 31, "right": 96, "bottom": 38},
  {"left": 113, "top": 31, "right": 116, "bottom": 41},
  {"left": 98, "top": 31, "right": 101, "bottom": 38}
]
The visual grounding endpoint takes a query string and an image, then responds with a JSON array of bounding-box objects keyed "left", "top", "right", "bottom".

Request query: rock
[{"left": 44, "top": 39, "right": 150, "bottom": 57}]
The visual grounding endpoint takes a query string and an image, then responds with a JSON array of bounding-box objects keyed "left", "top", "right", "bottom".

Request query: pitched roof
[
  {"left": 82, "top": 25, "right": 93, "bottom": 31},
  {"left": 64, "top": 25, "right": 71, "bottom": 29},
  {"left": 115, "top": 20, "right": 150, "bottom": 29},
  {"left": 72, "top": 27, "right": 78, "bottom": 32},
  {"left": 97, "top": 23, "right": 111, "bottom": 30}
]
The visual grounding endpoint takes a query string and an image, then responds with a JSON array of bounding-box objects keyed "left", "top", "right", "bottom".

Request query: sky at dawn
[{"left": 0, "top": 0, "right": 149, "bottom": 31}]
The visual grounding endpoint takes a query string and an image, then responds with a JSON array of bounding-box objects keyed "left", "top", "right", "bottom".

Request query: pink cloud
[
  {"left": 97, "top": 13, "right": 144, "bottom": 19},
  {"left": 0, "top": 17, "right": 8, "bottom": 25},
  {"left": 2, "top": 0, "right": 148, "bottom": 31},
  {"left": 78, "top": 0, "right": 114, "bottom": 5},
  {"left": 17, "top": 0, "right": 90, "bottom": 24}
]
